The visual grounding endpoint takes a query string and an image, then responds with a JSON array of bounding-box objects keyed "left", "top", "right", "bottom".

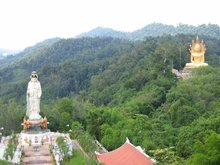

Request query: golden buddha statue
[{"left": 185, "top": 36, "right": 208, "bottom": 68}]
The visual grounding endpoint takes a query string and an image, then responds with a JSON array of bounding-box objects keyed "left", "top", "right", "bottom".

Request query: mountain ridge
[
  {"left": 76, "top": 27, "right": 128, "bottom": 39},
  {"left": 76, "top": 23, "right": 220, "bottom": 40}
]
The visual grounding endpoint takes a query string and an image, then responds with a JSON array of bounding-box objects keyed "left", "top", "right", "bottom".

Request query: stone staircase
[{"left": 22, "top": 144, "right": 54, "bottom": 165}]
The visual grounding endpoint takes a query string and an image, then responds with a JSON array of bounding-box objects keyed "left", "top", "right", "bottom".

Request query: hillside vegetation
[{"left": 0, "top": 34, "right": 220, "bottom": 164}]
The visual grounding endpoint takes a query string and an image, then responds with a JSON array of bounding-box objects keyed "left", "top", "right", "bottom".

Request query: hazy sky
[{"left": 0, "top": 0, "right": 219, "bottom": 50}]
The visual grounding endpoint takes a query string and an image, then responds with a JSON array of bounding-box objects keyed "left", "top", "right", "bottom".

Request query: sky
[{"left": 0, "top": 0, "right": 219, "bottom": 50}]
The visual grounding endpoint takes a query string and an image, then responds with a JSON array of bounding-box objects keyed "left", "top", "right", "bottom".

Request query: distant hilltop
[
  {"left": 0, "top": 48, "right": 20, "bottom": 59},
  {"left": 76, "top": 23, "right": 220, "bottom": 40},
  {"left": 0, "top": 37, "right": 61, "bottom": 59}
]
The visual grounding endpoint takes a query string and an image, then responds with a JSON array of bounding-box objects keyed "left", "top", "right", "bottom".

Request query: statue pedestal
[
  {"left": 20, "top": 130, "right": 53, "bottom": 146},
  {"left": 21, "top": 115, "right": 51, "bottom": 146},
  {"left": 185, "top": 62, "right": 208, "bottom": 68},
  {"left": 173, "top": 62, "right": 208, "bottom": 79}
]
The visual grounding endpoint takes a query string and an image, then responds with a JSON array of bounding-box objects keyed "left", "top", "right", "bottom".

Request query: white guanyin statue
[{"left": 26, "top": 71, "right": 42, "bottom": 120}]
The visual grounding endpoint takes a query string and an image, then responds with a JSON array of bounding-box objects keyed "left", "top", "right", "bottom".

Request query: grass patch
[
  {"left": 65, "top": 150, "right": 88, "bottom": 165},
  {"left": 0, "top": 160, "right": 13, "bottom": 165}
]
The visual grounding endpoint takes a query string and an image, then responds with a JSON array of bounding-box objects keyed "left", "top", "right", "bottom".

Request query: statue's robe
[{"left": 26, "top": 79, "right": 42, "bottom": 120}]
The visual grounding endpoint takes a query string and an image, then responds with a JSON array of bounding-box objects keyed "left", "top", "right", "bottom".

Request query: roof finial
[
  {"left": 126, "top": 137, "right": 130, "bottom": 143},
  {"left": 196, "top": 35, "right": 199, "bottom": 42}
]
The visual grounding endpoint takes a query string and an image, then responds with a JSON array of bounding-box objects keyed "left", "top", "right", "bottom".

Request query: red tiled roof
[{"left": 96, "top": 139, "right": 155, "bottom": 165}]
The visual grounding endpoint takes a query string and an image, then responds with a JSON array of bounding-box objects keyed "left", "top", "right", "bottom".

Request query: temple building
[
  {"left": 172, "top": 36, "right": 208, "bottom": 79},
  {"left": 95, "top": 138, "right": 156, "bottom": 165}
]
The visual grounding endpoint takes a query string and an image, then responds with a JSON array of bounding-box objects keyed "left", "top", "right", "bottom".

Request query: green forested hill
[
  {"left": 77, "top": 23, "right": 220, "bottom": 41},
  {"left": 0, "top": 35, "right": 220, "bottom": 164},
  {"left": 0, "top": 38, "right": 61, "bottom": 71},
  {"left": 0, "top": 37, "right": 134, "bottom": 102}
]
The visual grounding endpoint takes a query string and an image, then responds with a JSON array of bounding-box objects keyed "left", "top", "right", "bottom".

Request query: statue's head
[
  {"left": 194, "top": 43, "right": 201, "bottom": 53},
  {"left": 30, "top": 71, "right": 38, "bottom": 82}
]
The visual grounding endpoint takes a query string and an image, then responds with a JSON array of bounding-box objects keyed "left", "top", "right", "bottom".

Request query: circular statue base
[
  {"left": 185, "top": 62, "right": 208, "bottom": 68},
  {"left": 20, "top": 130, "right": 53, "bottom": 146}
]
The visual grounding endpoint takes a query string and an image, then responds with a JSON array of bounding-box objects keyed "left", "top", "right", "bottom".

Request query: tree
[
  {"left": 188, "top": 131, "right": 220, "bottom": 165},
  {"left": 59, "top": 112, "right": 72, "bottom": 132},
  {"left": 149, "top": 147, "right": 186, "bottom": 165}
]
